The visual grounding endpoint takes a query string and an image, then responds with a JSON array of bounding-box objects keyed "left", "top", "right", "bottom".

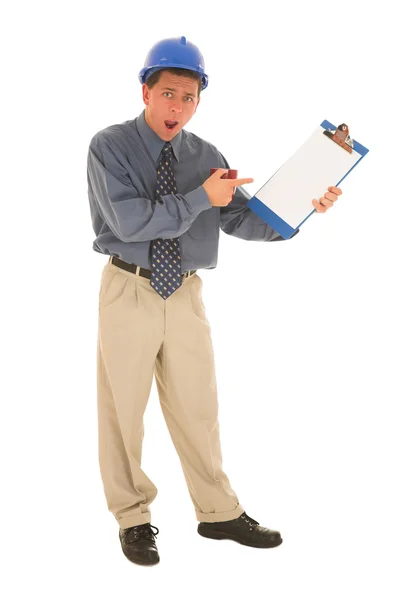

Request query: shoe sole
[
  {"left": 198, "top": 529, "right": 283, "bottom": 548},
  {"left": 122, "top": 553, "right": 160, "bottom": 566}
]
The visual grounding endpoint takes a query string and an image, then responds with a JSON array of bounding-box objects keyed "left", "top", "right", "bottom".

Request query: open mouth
[{"left": 165, "top": 120, "right": 178, "bottom": 130}]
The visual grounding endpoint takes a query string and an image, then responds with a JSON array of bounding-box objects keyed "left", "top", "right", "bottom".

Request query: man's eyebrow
[{"left": 162, "top": 87, "right": 196, "bottom": 97}]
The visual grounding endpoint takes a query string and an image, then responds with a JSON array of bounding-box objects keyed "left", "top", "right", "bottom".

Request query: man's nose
[{"left": 171, "top": 100, "right": 183, "bottom": 113}]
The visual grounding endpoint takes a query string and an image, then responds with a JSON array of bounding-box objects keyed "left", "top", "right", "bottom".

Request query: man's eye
[{"left": 163, "top": 93, "right": 192, "bottom": 101}]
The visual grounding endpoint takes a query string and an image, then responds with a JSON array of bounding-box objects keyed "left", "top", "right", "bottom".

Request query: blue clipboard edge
[{"left": 246, "top": 120, "right": 370, "bottom": 239}]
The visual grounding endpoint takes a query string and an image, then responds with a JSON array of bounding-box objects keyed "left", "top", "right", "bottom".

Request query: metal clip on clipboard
[{"left": 323, "top": 122, "right": 354, "bottom": 154}]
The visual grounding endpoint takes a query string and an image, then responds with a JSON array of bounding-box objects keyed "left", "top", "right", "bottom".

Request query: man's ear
[{"left": 142, "top": 84, "right": 150, "bottom": 105}]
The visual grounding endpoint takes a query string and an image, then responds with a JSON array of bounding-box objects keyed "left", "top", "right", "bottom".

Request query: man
[{"left": 87, "top": 35, "right": 342, "bottom": 567}]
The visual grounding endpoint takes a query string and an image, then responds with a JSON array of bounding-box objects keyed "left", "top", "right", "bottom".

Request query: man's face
[{"left": 142, "top": 70, "right": 200, "bottom": 141}]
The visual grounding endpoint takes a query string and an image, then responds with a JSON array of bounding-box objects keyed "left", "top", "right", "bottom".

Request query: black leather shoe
[
  {"left": 198, "top": 511, "right": 282, "bottom": 548},
  {"left": 119, "top": 523, "right": 160, "bottom": 566}
]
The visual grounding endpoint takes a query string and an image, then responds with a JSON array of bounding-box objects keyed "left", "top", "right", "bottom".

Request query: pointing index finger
[{"left": 229, "top": 178, "right": 254, "bottom": 186}]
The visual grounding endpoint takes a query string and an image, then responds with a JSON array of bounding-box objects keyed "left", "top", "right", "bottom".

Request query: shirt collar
[{"left": 136, "top": 109, "right": 182, "bottom": 164}]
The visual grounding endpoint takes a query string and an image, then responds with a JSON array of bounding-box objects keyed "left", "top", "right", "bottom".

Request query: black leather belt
[{"left": 110, "top": 256, "right": 196, "bottom": 280}]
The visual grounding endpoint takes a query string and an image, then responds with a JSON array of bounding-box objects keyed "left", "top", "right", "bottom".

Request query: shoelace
[
  {"left": 240, "top": 512, "right": 259, "bottom": 530},
  {"left": 124, "top": 523, "right": 159, "bottom": 544}
]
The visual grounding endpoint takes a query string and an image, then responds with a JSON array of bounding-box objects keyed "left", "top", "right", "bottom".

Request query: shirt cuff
[{"left": 185, "top": 185, "right": 212, "bottom": 215}]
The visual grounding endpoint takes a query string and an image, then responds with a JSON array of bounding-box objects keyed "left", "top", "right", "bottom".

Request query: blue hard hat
[{"left": 138, "top": 36, "right": 208, "bottom": 90}]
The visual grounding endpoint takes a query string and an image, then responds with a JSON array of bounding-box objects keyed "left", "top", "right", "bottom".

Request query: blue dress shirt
[{"left": 87, "top": 109, "right": 295, "bottom": 272}]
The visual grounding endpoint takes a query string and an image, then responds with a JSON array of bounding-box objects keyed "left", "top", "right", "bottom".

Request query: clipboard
[{"left": 246, "top": 120, "right": 369, "bottom": 239}]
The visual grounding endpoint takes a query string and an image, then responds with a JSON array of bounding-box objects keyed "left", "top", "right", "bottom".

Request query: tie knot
[{"left": 163, "top": 142, "right": 172, "bottom": 154}]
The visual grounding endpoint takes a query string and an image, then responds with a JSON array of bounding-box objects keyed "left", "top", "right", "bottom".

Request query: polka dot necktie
[{"left": 150, "top": 142, "right": 182, "bottom": 300}]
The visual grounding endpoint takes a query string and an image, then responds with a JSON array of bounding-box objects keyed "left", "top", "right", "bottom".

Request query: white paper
[{"left": 254, "top": 126, "right": 361, "bottom": 228}]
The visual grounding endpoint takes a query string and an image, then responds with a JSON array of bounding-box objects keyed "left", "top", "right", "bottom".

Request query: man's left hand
[{"left": 312, "top": 186, "right": 342, "bottom": 213}]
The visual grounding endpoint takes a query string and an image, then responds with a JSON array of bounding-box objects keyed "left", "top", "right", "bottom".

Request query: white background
[{"left": 2, "top": 1, "right": 399, "bottom": 598}]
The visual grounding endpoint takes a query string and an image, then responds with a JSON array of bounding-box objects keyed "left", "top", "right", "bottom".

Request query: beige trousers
[{"left": 96, "top": 257, "right": 244, "bottom": 529}]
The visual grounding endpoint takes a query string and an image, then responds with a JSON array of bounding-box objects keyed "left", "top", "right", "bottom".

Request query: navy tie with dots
[{"left": 150, "top": 143, "right": 182, "bottom": 300}]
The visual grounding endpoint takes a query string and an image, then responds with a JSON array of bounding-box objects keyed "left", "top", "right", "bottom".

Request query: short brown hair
[{"left": 145, "top": 67, "right": 202, "bottom": 96}]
